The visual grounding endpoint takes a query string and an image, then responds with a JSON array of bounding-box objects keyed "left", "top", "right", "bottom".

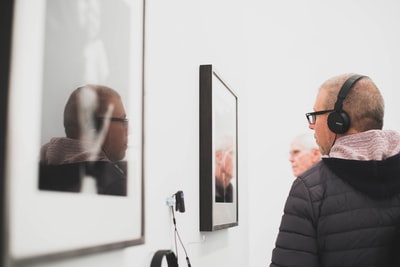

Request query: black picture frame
[
  {"left": 199, "top": 64, "right": 239, "bottom": 231},
  {"left": 0, "top": 0, "right": 14, "bottom": 266},
  {"left": 3, "top": 0, "right": 145, "bottom": 265}
]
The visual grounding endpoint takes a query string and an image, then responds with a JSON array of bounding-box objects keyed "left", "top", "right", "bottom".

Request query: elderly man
[{"left": 289, "top": 133, "right": 321, "bottom": 177}]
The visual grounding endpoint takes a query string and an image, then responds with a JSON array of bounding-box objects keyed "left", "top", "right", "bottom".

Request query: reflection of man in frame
[
  {"left": 39, "top": 84, "right": 128, "bottom": 196},
  {"left": 215, "top": 135, "right": 235, "bottom": 202}
]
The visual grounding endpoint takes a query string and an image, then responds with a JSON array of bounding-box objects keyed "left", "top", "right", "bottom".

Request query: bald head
[
  {"left": 64, "top": 84, "right": 121, "bottom": 139},
  {"left": 319, "top": 74, "right": 384, "bottom": 133}
]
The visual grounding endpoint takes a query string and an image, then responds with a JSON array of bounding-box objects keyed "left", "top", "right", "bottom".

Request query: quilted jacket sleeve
[{"left": 270, "top": 178, "right": 319, "bottom": 267}]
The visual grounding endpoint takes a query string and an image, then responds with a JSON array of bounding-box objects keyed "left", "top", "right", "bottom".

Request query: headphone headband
[
  {"left": 151, "top": 250, "right": 178, "bottom": 267},
  {"left": 334, "top": 74, "right": 365, "bottom": 111}
]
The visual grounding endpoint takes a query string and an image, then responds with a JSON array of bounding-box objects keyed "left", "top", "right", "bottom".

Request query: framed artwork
[
  {"left": 4, "top": 0, "right": 145, "bottom": 265},
  {"left": 199, "top": 64, "right": 238, "bottom": 231}
]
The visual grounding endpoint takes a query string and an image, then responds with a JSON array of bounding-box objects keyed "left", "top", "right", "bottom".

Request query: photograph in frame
[
  {"left": 4, "top": 0, "right": 145, "bottom": 264},
  {"left": 199, "top": 64, "right": 239, "bottom": 231}
]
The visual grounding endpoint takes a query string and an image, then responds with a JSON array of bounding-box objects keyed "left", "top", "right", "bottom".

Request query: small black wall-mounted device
[
  {"left": 160, "top": 190, "right": 191, "bottom": 267},
  {"left": 175, "top": 190, "right": 185, "bottom": 213}
]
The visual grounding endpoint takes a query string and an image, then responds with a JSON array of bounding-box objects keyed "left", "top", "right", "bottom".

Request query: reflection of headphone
[
  {"left": 94, "top": 116, "right": 103, "bottom": 133},
  {"left": 150, "top": 250, "right": 178, "bottom": 267},
  {"left": 327, "top": 74, "right": 366, "bottom": 134}
]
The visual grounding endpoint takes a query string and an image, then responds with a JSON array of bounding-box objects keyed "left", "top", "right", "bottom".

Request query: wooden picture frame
[
  {"left": 3, "top": 0, "right": 145, "bottom": 265},
  {"left": 199, "top": 64, "right": 239, "bottom": 231}
]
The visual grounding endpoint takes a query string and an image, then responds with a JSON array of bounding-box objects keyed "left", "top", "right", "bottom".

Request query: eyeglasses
[{"left": 305, "top": 110, "right": 334, "bottom": 125}]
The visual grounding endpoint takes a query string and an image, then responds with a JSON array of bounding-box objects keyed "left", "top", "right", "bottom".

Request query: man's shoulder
[
  {"left": 291, "top": 161, "right": 343, "bottom": 202},
  {"left": 296, "top": 161, "right": 330, "bottom": 187}
]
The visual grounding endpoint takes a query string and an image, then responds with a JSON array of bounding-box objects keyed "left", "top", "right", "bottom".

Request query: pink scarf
[
  {"left": 328, "top": 130, "right": 400, "bottom": 160},
  {"left": 40, "top": 137, "right": 109, "bottom": 164}
]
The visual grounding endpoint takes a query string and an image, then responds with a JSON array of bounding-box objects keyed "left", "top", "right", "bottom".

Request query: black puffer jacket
[{"left": 270, "top": 153, "right": 400, "bottom": 267}]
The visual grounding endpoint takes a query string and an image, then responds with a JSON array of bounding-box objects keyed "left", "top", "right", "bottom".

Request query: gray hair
[{"left": 291, "top": 133, "right": 317, "bottom": 152}]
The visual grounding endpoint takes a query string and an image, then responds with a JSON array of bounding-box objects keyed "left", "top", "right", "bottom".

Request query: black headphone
[
  {"left": 150, "top": 250, "right": 178, "bottom": 267},
  {"left": 327, "top": 74, "right": 366, "bottom": 134}
]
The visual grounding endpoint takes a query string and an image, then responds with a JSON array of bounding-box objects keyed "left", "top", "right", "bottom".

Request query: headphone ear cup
[
  {"left": 93, "top": 117, "right": 103, "bottom": 133},
  {"left": 327, "top": 111, "right": 350, "bottom": 134}
]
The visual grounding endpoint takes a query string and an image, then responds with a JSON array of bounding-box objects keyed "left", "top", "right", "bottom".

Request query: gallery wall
[{"left": 5, "top": 0, "right": 400, "bottom": 267}]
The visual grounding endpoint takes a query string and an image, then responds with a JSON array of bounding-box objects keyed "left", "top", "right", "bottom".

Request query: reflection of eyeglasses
[
  {"left": 305, "top": 110, "right": 334, "bottom": 125},
  {"left": 98, "top": 117, "right": 129, "bottom": 127},
  {"left": 109, "top": 117, "right": 129, "bottom": 123}
]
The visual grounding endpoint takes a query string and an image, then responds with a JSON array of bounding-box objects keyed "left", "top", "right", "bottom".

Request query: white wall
[
  {"left": 7, "top": 0, "right": 400, "bottom": 267},
  {"left": 137, "top": 0, "right": 249, "bottom": 266}
]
